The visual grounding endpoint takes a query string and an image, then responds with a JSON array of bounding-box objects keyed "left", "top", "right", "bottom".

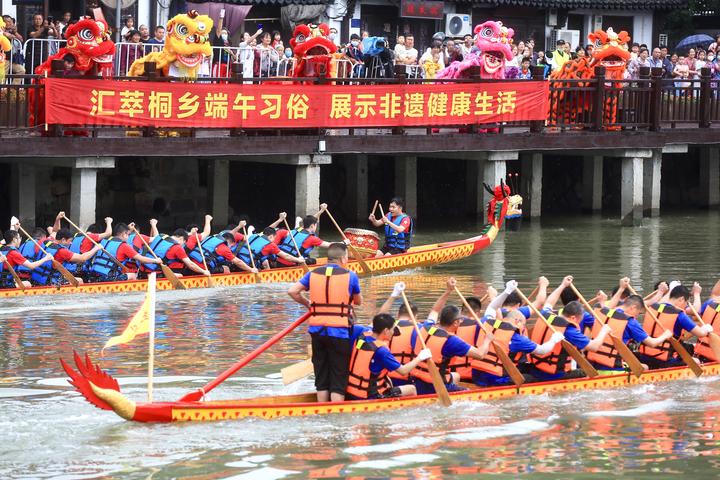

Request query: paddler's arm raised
[
  {"left": 378, "top": 282, "right": 405, "bottom": 314},
  {"left": 607, "top": 277, "right": 630, "bottom": 309},
  {"left": 229, "top": 220, "right": 247, "bottom": 235},
  {"left": 52, "top": 211, "right": 64, "bottom": 233},
  {"left": 645, "top": 281, "right": 668, "bottom": 305},
  {"left": 428, "top": 277, "right": 457, "bottom": 321},
  {"left": 544, "top": 275, "right": 573, "bottom": 310},
  {"left": 531, "top": 276, "right": 550, "bottom": 310},
  {"left": 99, "top": 217, "right": 113, "bottom": 240},
  {"left": 691, "top": 282, "right": 702, "bottom": 313},
  {"left": 711, "top": 279, "right": 720, "bottom": 302},
  {"left": 200, "top": 215, "right": 212, "bottom": 240},
  {"left": 149, "top": 218, "right": 159, "bottom": 240},
  {"left": 267, "top": 213, "right": 287, "bottom": 230}
]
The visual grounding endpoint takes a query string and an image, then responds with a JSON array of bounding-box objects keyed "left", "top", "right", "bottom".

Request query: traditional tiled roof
[{"left": 460, "top": 0, "right": 687, "bottom": 10}]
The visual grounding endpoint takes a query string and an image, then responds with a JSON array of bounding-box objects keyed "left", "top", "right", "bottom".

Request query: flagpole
[{"left": 147, "top": 272, "right": 157, "bottom": 403}]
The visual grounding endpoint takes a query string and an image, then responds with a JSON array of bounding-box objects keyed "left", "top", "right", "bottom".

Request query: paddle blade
[
  {"left": 161, "top": 265, "right": 186, "bottom": 290},
  {"left": 668, "top": 336, "right": 703, "bottom": 377},
  {"left": 494, "top": 342, "right": 525, "bottom": 386},
  {"left": 610, "top": 334, "right": 645, "bottom": 378},
  {"left": 281, "top": 359, "right": 313, "bottom": 385},
  {"left": 561, "top": 340, "right": 598, "bottom": 378},
  {"left": 253, "top": 273, "right": 263, "bottom": 284},
  {"left": 348, "top": 244, "right": 372, "bottom": 274},
  {"left": 178, "top": 389, "right": 203, "bottom": 402},
  {"left": 53, "top": 260, "right": 79, "bottom": 287},
  {"left": 425, "top": 360, "right": 452, "bottom": 407}
]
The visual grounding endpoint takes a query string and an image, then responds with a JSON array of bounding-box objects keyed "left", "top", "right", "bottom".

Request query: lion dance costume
[
  {"left": 437, "top": 20, "right": 514, "bottom": 80},
  {"left": 30, "top": 18, "right": 115, "bottom": 128},
  {"left": 128, "top": 10, "right": 213, "bottom": 78},
  {"left": 0, "top": 26, "right": 12, "bottom": 84},
  {"left": 549, "top": 27, "right": 631, "bottom": 129},
  {"left": 289, "top": 23, "right": 337, "bottom": 78}
]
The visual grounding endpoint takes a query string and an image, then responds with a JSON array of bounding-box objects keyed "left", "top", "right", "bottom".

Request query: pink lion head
[{"left": 475, "top": 20, "right": 514, "bottom": 78}]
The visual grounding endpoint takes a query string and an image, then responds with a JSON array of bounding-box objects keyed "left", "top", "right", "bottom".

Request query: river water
[{"left": 2, "top": 211, "right": 720, "bottom": 479}]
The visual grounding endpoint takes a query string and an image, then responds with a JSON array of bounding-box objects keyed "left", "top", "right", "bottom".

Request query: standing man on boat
[
  {"left": 368, "top": 197, "right": 413, "bottom": 256},
  {"left": 288, "top": 243, "right": 363, "bottom": 403}
]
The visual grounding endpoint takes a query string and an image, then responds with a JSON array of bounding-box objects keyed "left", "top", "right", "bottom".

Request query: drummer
[{"left": 368, "top": 197, "right": 413, "bottom": 256}]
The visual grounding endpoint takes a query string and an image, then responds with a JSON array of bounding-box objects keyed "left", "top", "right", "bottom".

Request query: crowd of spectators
[{"left": 4, "top": 11, "right": 720, "bottom": 86}]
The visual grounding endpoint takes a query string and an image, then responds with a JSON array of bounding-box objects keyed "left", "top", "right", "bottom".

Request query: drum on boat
[{"left": 343, "top": 228, "right": 380, "bottom": 257}]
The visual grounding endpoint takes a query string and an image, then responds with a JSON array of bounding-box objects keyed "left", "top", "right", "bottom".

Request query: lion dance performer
[
  {"left": 289, "top": 23, "right": 337, "bottom": 79},
  {"left": 128, "top": 10, "right": 213, "bottom": 78},
  {"left": 549, "top": 27, "right": 631, "bottom": 130},
  {"left": 30, "top": 17, "right": 116, "bottom": 129},
  {"left": 437, "top": 20, "right": 514, "bottom": 80},
  {"left": 0, "top": 25, "right": 12, "bottom": 84}
]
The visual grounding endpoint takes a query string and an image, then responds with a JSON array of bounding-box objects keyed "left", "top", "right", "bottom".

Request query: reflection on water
[{"left": 1, "top": 211, "right": 719, "bottom": 478}]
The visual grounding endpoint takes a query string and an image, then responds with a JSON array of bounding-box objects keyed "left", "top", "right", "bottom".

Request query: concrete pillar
[
  {"left": 621, "top": 156, "right": 644, "bottom": 226},
  {"left": 209, "top": 159, "right": 230, "bottom": 226},
  {"left": 582, "top": 155, "right": 603, "bottom": 212},
  {"left": 345, "top": 154, "right": 369, "bottom": 223},
  {"left": 70, "top": 157, "right": 115, "bottom": 230},
  {"left": 10, "top": 163, "right": 36, "bottom": 228},
  {"left": 521, "top": 152, "right": 542, "bottom": 218},
  {"left": 700, "top": 147, "right": 720, "bottom": 208},
  {"left": 70, "top": 168, "right": 97, "bottom": 230},
  {"left": 295, "top": 163, "right": 321, "bottom": 219},
  {"left": 643, "top": 150, "right": 662, "bottom": 217},
  {"left": 394, "top": 156, "right": 417, "bottom": 216},
  {"left": 483, "top": 157, "right": 507, "bottom": 209}
]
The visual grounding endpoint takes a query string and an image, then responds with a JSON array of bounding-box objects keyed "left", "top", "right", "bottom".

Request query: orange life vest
[
  {"left": 387, "top": 319, "right": 415, "bottom": 381},
  {"left": 308, "top": 266, "right": 353, "bottom": 329},
  {"left": 586, "top": 307, "right": 629, "bottom": 369},
  {"left": 447, "top": 316, "right": 477, "bottom": 380},
  {"left": 346, "top": 336, "right": 391, "bottom": 399},
  {"left": 410, "top": 325, "right": 453, "bottom": 384},
  {"left": 528, "top": 311, "right": 578, "bottom": 374},
  {"left": 638, "top": 303, "right": 680, "bottom": 361},
  {"left": 695, "top": 301, "right": 720, "bottom": 361},
  {"left": 470, "top": 319, "right": 520, "bottom": 377}
]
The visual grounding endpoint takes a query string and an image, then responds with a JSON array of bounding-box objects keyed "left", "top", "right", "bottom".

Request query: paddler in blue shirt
[
  {"left": 345, "top": 313, "right": 432, "bottom": 401},
  {"left": 288, "top": 242, "right": 363, "bottom": 403},
  {"left": 636, "top": 283, "right": 714, "bottom": 369}
]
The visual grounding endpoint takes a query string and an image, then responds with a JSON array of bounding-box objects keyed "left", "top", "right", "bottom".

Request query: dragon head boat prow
[{"left": 61, "top": 351, "right": 136, "bottom": 420}]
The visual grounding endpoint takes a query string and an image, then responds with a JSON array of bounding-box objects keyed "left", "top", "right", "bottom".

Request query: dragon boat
[
  {"left": 0, "top": 186, "right": 518, "bottom": 299},
  {"left": 62, "top": 351, "right": 720, "bottom": 423}
]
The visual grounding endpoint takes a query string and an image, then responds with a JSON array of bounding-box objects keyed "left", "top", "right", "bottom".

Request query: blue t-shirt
[
  {"left": 501, "top": 306, "right": 531, "bottom": 319},
  {"left": 300, "top": 264, "right": 361, "bottom": 339},
  {"left": 579, "top": 311, "right": 595, "bottom": 332},
  {"left": 564, "top": 325, "right": 590, "bottom": 350},
  {"left": 370, "top": 344, "right": 402, "bottom": 375},
  {"left": 509, "top": 332, "right": 537, "bottom": 353},
  {"left": 409, "top": 326, "right": 472, "bottom": 358},
  {"left": 623, "top": 317, "right": 649, "bottom": 344}
]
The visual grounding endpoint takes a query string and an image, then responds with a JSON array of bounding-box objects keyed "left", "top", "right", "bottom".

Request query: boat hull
[
  {"left": 130, "top": 362, "right": 719, "bottom": 422},
  {"left": 1, "top": 228, "right": 498, "bottom": 299}
]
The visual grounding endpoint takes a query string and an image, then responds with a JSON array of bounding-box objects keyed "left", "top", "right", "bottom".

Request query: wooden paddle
[
  {"left": 627, "top": 285, "right": 703, "bottom": 377},
  {"left": 179, "top": 311, "right": 312, "bottom": 402},
  {"left": 130, "top": 226, "right": 186, "bottom": 290},
  {"left": 194, "top": 232, "right": 216, "bottom": 288},
  {"left": 687, "top": 302, "right": 720, "bottom": 361},
  {"left": 324, "top": 208, "right": 372, "bottom": 274},
  {"left": 17, "top": 225, "right": 79, "bottom": 287},
  {"left": 241, "top": 226, "right": 263, "bottom": 284},
  {"left": 522, "top": 286, "right": 539, "bottom": 307},
  {"left": 569, "top": 283, "right": 645, "bottom": 378},
  {"left": 282, "top": 218, "right": 310, "bottom": 273},
  {"left": 1, "top": 257, "right": 25, "bottom": 290},
  {"left": 62, "top": 214, "right": 130, "bottom": 273},
  {"left": 515, "top": 287, "right": 599, "bottom": 378},
  {"left": 454, "top": 286, "right": 525, "bottom": 386},
  {"left": 400, "top": 290, "right": 452, "bottom": 407},
  {"left": 281, "top": 344, "right": 313, "bottom": 385}
]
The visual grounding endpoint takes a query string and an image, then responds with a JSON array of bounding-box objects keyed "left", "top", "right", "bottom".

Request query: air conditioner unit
[
  {"left": 556, "top": 29, "right": 580, "bottom": 49},
  {"left": 445, "top": 14, "right": 471, "bottom": 38}
]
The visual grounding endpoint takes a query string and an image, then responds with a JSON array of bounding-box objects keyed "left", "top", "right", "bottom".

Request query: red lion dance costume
[
  {"left": 437, "top": 20, "right": 514, "bottom": 80},
  {"left": 549, "top": 27, "right": 631, "bottom": 129},
  {"left": 289, "top": 23, "right": 337, "bottom": 78},
  {"left": 30, "top": 18, "right": 115, "bottom": 129}
]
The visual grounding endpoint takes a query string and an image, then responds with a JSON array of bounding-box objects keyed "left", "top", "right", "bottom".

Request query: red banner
[{"left": 44, "top": 78, "right": 549, "bottom": 129}]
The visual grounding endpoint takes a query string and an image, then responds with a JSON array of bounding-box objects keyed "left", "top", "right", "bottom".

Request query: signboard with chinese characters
[
  {"left": 400, "top": 0, "right": 445, "bottom": 19},
  {"left": 44, "top": 78, "right": 549, "bottom": 128}
]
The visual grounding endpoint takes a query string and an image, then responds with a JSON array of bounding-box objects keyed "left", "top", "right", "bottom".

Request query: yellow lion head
[{"left": 164, "top": 10, "right": 213, "bottom": 69}]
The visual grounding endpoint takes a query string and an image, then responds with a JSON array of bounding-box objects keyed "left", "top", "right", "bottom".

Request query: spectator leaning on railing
[
  {"left": 26, "top": 14, "right": 59, "bottom": 73},
  {"left": 2, "top": 15, "right": 25, "bottom": 81},
  {"left": 119, "top": 30, "right": 143, "bottom": 76},
  {"left": 147, "top": 26, "right": 165, "bottom": 53},
  {"left": 628, "top": 48, "right": 651, "bottom": 79}
]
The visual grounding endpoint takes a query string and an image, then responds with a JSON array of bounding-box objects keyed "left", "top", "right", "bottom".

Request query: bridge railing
[{"left": 1, "top": 64, "right": 718, "bottom": 136}]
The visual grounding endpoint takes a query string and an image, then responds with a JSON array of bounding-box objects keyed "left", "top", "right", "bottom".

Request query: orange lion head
[{"left": 588, "top": 27, "right": 631, "bottom": 72}]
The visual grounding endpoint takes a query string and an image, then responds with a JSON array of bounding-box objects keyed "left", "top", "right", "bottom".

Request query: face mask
[
  {"left": 351, "top": 40, "right": 359, "bottom": 47},
  {"left": 285, "top": 49, "right": 292, "bottom": 58},
  {"left": 221, "top": 34, "right": 228, "bottom": 41},
  {"left": 328, "top": 33, "right": 336, "bottom": 40},
  {"left": 709, "top": 56, "right": 715, "bottom": 61}
]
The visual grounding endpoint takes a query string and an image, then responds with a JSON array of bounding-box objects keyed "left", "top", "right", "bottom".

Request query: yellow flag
[{"left": 103, "top": 293, "right": 153, "bottom": 351}]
